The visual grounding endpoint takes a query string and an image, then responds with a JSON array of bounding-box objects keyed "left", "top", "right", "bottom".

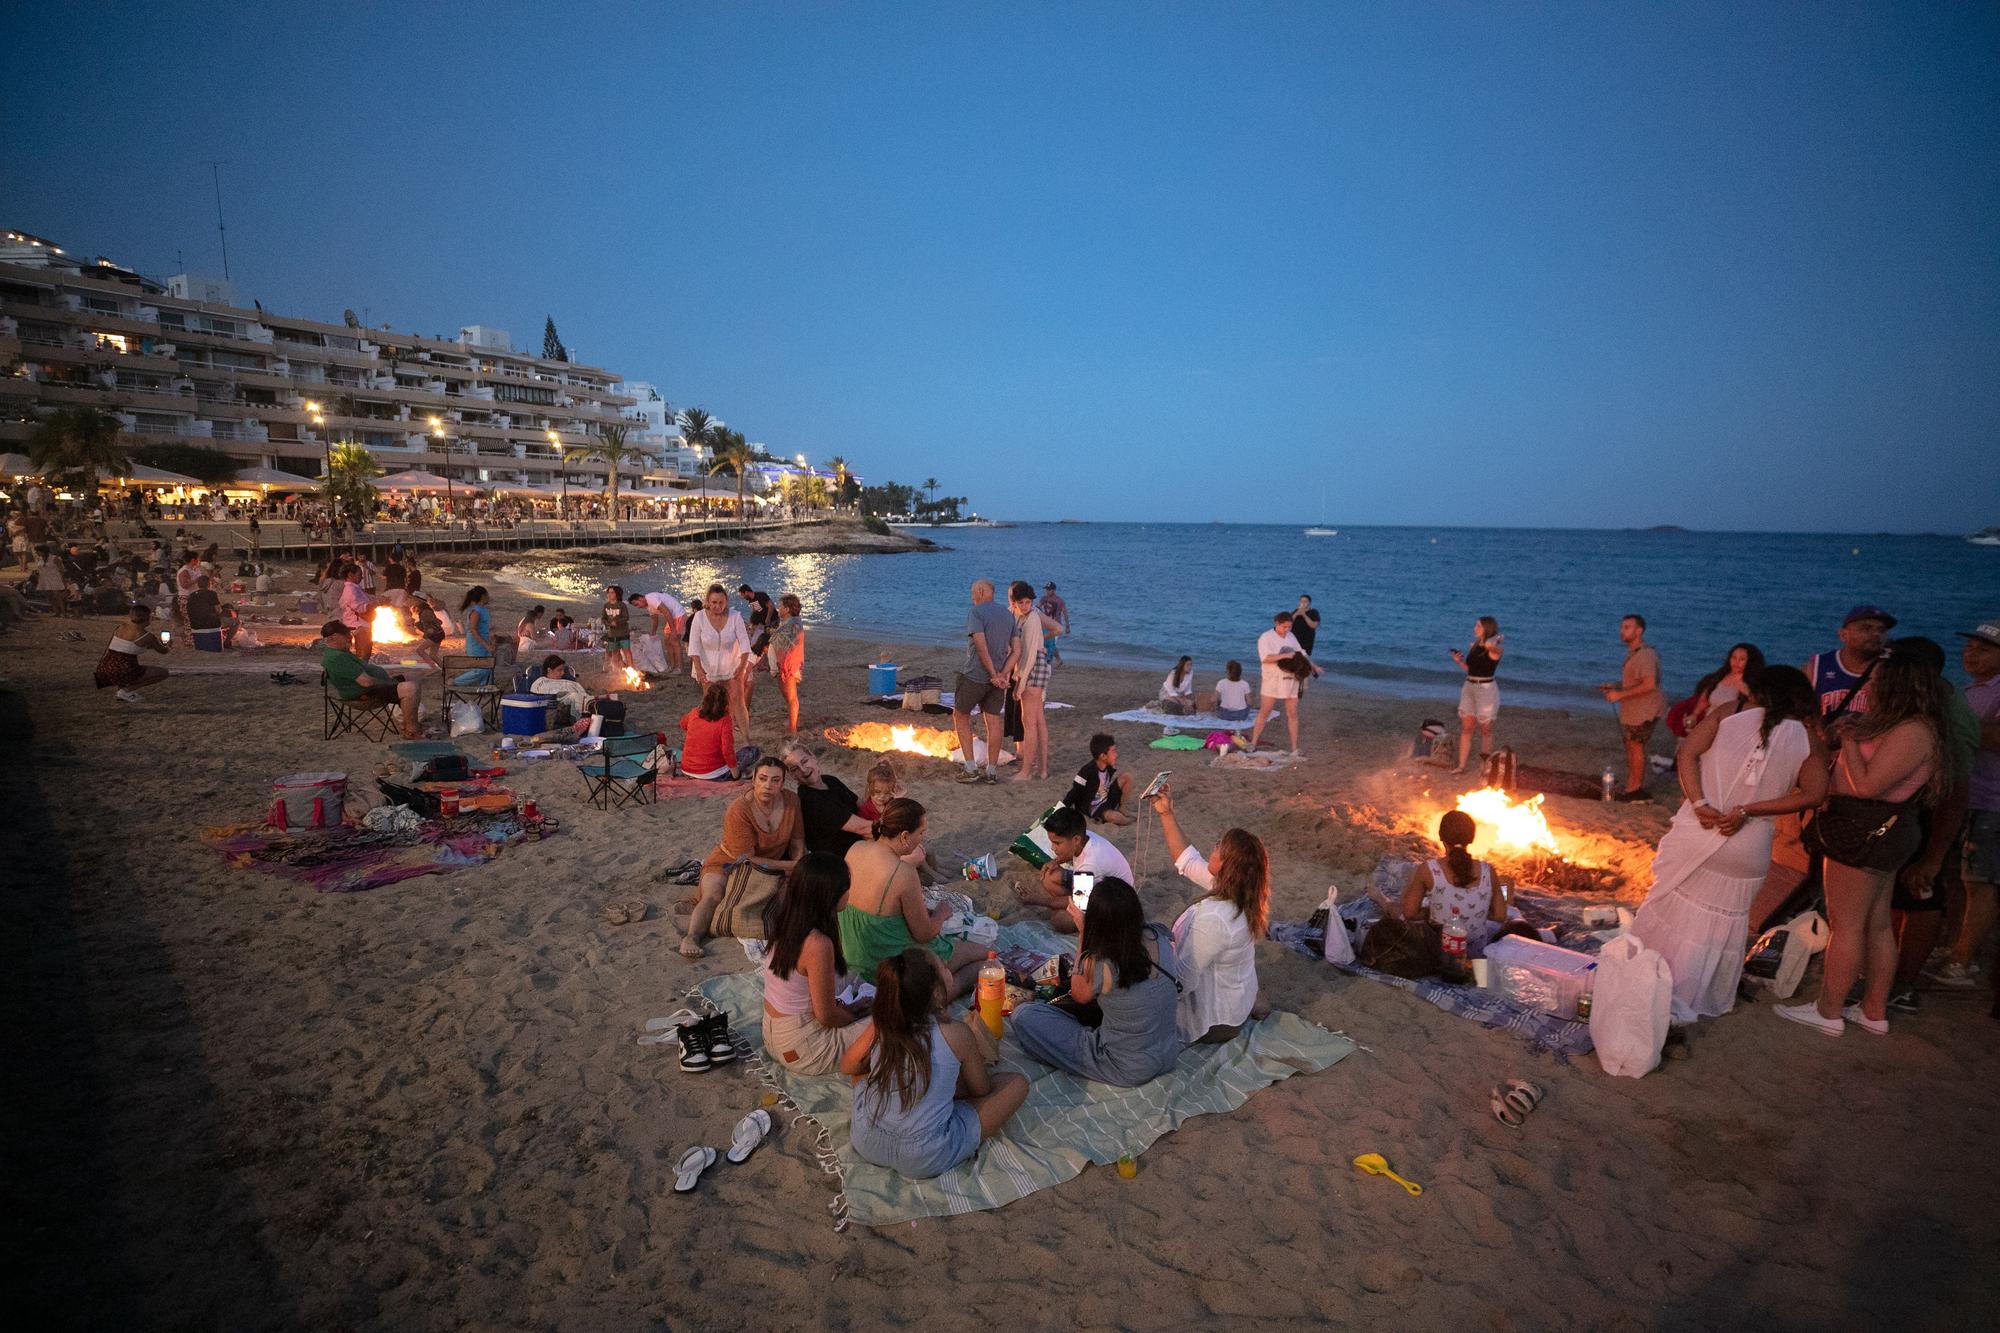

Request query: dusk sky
[{"left": 3, "top": 2, "right": 1995, "bottom": 531}]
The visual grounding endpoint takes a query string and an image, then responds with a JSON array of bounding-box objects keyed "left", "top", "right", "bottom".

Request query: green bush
[{"left": 864, "top": 516, "right": 891, "bottom": 536}]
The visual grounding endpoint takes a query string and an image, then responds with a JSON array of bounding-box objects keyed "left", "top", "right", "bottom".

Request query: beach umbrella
[
  {"left": 232, "top": 464, "right": 317, "bottom": 489},
  {"left": 95, "top": 463, "right": 205, "bottom": 487},
  {"left": 0, "top": 452, "right": 36, "bottom": 478},
  {"left": 374, "top": 469, "right": 454, "bottom": 493}
]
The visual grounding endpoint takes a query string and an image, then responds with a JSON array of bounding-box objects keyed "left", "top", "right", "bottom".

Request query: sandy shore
[{"left": 4, "top": 558, "right": 1995, "bottom": 1330}]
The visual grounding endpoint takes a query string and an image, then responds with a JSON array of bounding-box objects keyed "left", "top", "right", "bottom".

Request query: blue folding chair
[{"left": 577, "top": 733, "right": 658, "bottom": 810}]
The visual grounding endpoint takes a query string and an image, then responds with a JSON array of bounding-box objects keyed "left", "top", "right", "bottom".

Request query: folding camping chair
[
  {"left": 577, "top": 733, "right": 659, "bottom": 810},
  {"left": 323, "top": 671, "right": 394, "bottom": 742},
  {"left": 441, "top": 654, "right": 503, "bottom": 730}
]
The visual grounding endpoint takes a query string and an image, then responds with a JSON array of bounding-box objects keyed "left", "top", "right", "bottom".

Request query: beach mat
[
  {"left": 1266, "top": 856, "right": 1607, "bottom": 1059},
  {"left": 696, "top": 919, "right": 1352, "bottom": 1228},
  {"left": 1104, "top": 707, "right": 1254, "bottom": 731}
]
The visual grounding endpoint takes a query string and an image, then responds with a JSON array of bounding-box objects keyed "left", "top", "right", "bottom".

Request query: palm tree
[
  {"left": 675, "top": 407, "right": 717, "bottom": 516},
  {"left": 824, "top": 455, "right": 849, "bottom": 510},
  {"left": 325, "top": 441, "right": 382, "bottom": 527},
  {"left": 562, "top": 423, "right": 651, "bottom": 522},
  {"left": 922, "top": 477, "right": 940, "bottom": 521},
  {"left": 28, "top": 407, "right": 126, "bottom": 492},
  {"left": 707, "top": 428, "right": 756, "bottom": 518}
]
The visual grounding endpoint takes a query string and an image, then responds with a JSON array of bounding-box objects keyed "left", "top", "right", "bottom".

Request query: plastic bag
[
  {"left": 448, "top": 700, "right": 484, "bottom": 737},
  {"left": 1742, "top": 910, "right": 1829, "bottom": 999},
  {"left": 235, "top": 625, "right": 260, "bottom": 649},
  {"left": 1318, "top": 886, "right": 1355, "bottom": 964},
  {"left": 1590, "top": 934, "right": 1672, "bottom": 1078}
]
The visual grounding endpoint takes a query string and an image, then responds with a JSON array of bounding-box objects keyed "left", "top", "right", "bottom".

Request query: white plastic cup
[{"left": 1471, "top": 958, "right": 1490, "bottom": 988}]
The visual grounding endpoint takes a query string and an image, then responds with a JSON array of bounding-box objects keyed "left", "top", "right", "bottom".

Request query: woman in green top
[{"left": 841, "top": 798, "right": 987, "bottom": 999}]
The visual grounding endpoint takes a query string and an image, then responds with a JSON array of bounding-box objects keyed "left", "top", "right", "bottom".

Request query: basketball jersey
[{"left": 1807, "top": 650, "right": 1869, "bottom": 716}]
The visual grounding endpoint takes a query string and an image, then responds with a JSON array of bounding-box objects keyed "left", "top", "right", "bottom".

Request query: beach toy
[
  {"left": 868, "top": 662, "right": 899, "bottom": 696},
  {"left": 501, "top": 693, "right": 553, "bottom": 736},
  {"left": 1352, "top": 1153, "right": 1423, "bottom": 1196}
]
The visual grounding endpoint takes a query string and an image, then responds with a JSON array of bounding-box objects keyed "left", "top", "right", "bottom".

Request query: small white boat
[
  {"left": 1304, "top": 527, "right": 1338, "bottom": 537},
  {"left": 1969, "top": 527, "right": 2000, "bottom": 546}
]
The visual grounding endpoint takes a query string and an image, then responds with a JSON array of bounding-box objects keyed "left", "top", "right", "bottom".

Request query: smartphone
[
  {"left": 1140, "top": 771, "right": 1171, "bottom": 802},
  {"left": 1070, "top": 871, "right": 1096, "bottom": 911},
  {"left": 158, "top": 630, "right": 172, "bottom": 646}
]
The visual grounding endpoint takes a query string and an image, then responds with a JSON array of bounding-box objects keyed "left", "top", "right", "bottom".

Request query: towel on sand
[
  {"left": 697, "top": 919, "right": 1352, "bottom": 1227},
  {"left": 1104, "top": 707, "right": 1254, "bottom": 731}
]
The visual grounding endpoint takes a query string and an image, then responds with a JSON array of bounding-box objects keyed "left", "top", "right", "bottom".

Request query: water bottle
[
  {"left": 1601, "top": 766, "right": 1617, "bottom": 801},
  {"left": 977, "top": 951, "right": 1006, "bottom": 1038}
]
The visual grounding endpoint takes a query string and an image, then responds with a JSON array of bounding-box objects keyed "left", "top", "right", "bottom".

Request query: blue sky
[{"left": 3, "top": 2, "right": 1996, "bottom": 530}]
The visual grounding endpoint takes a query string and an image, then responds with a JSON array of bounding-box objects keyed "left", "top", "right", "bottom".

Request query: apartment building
[{"left": 0, "top": 228, "right": 680, "bottom": 501}]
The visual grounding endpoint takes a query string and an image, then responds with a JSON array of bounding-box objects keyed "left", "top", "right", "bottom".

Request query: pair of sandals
[
  {"left": 672, "top": 1108, "right": 774, "bottom": 1192},
  {"left": 601, "top": 898, "right": 647, "bottom": 925},
  {"left": 1490, "top": 1078, "right": 1545, "bottom": 1129},
  {"left": 658, "top": 859, "right": 703, "bottom": 886}
]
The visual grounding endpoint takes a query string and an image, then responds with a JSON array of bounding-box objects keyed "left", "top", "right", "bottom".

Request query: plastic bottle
[
  {"left": 977, "top": 951, "right": 1006, "bottom": 1038},
  {"left": 1441, "top": 921, "right": 1469, "bottom": 982},
  {"left": 1601, "top": 766, "right": 1617, "bottom": 801},
  {"left": 1576, "top": 963, "right": 1597, "bottom": 1020}
]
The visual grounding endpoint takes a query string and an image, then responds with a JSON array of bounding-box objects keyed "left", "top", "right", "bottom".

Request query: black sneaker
[
  {"left": 1614, "top": 787, "right": 1653, "bottom": 803},
  {"left": 702, "top": 1013, "right": 737, "bottom": 1065},
  {"left": 676, "top": 1022, "right": 712, "bottom": 1073},
  {"left": 1887, "top": 989, "right": 1921, "bottom": 1014}
]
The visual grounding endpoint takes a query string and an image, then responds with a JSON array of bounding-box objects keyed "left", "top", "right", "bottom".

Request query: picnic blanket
[
  {"left": 696, "top": 919, "right": 1352, "bottom": 1228},
  {"left": 1104, "top": 707, "right": 1254, "bottom": 731},
  {"left": 1212, "top": 748, "right": 1308, "bottom": 771},
  {"left": 1266, "top": 855, "right": 1610, "bottom": 1059},
  {"left": 204, "top": 811, "right": 522, "bottom": 893}
]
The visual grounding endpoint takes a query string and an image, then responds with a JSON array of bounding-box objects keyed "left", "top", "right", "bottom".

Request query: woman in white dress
[
  {"left": 1247, "top": 611, "right": 1320, "bottom": 756},
  {"left": 1630, "top": 665, "right": 1827, "bottom": 1024}
]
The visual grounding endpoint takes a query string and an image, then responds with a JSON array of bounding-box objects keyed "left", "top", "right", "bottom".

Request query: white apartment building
[
  {"left": 0, "top": 228, "right": 682, "bottom": 501},
  {"left": 613, "top": 379, "right": 711, "bottom": 479}
]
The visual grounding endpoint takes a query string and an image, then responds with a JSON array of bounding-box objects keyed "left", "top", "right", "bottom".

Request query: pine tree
[{"left": 542, "top": 316, "right": 568, "bottom": 362}]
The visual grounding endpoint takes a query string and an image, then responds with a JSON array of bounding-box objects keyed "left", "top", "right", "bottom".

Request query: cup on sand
[{"left": 1471, "top": 958, "right": 1490, "bottom": 988}]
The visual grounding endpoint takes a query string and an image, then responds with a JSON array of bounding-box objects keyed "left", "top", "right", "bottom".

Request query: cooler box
[
  {"left": 192, "top": 627, "right": 224, "bottom": 653},
  {"left": 868, "top": 662, "right": 898, "bottom": 696},
  {"left": 501, "top": 693, "right": 553, "bottom": 736},
  {"left": 273, "top": 772, "right": 347, "bottom": 827},
  {"left": 1485, "top": 935, "right": 1596, "bottom": 1019}
]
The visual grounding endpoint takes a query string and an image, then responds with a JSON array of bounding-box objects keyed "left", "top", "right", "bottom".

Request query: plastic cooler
[
  {"left": 868, "top": 662, "right": 899, "bottom": 696},
  {"left": 191, "top": 627, "right": 224, "bottom": 653},
  {"left": 1484, "top": 935, "right": 1596, "bottom": 1019},
  {"left": 272, "top": 772, "right": 346, "bottom": 827},
  {"left": 501, "top": 693, "right": 553, "bottom": 736}
]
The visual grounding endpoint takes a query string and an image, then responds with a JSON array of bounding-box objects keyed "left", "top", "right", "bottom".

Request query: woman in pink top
[
  {"left": 761, "top": 852, "right": 870, "bottom": 1074},
  {"left": 1776, "top": 651, "right": 1948, "bottom": 1037}
]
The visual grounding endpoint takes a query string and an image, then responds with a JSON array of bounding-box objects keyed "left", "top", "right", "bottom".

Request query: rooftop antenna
[{"left": 206, "top": 160, "right": 231, "bottom": 279}]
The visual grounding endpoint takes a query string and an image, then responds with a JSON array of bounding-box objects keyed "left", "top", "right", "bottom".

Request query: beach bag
[
  {"left": 710, "top": 859, "right": 784, "bottom": 940},
  {"left": 1590, "top": 935, "right": 1672, "bottom": 1078},
  {"left": 1002, "top": 688, "right": 1025, "bottom": 742},
  {"left": 1355, "top": 917, "right": 1441, "bottom": 979},
  {"left": 1482, "top": 747, "right": 1517, "bottom": 791},
  {"left": 1803, "top": 795, "right": 1914, "bottom": 871},
  {"left": 1413, "top": 719, "right": 1448, "bottom": 761}
]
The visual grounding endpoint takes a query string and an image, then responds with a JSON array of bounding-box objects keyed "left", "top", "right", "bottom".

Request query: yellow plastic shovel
[{"left": 1352, "top": 1152, "right": 1423, "bottom": 1196}]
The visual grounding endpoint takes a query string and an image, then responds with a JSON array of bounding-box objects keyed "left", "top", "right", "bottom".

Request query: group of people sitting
[{"left": 675, "top": 739, "right": 1274, "bottom": 1179}]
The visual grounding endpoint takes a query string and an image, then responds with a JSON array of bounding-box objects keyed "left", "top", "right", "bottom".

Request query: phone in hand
[
  {"left": 158, "top": 630, "right": 172, "bottom": 646},
  {"left": 1140, "top": 771, "right": 1172, "bottom": 803},
  {"left": 1070, "top": 871, "right": 1096, "bottom": 911}
]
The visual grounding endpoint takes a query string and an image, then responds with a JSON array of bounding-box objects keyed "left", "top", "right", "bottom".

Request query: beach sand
[{"left": 4, "top": 560, "right": 1995, "bottom": 1329}]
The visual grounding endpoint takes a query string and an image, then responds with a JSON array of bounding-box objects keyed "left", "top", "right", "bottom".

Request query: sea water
[{"left": 496, "top": 524, "right": 2000, "bottom": 710}]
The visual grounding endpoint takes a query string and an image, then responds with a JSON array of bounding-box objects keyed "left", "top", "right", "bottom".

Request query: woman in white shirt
[
  {"left": 1207, "top": 660, "right": 1253, "bottom": 721},
  {"left": 1157, "top": 656, "right": 1196, "bottom": 714},
  {"left": 687, "top": 582, "right": 753, "bottom": 740},
  {"left": 1247, "top": 611, "right": 1321, "bottom": 756},
  {"left": 1148, "top": 785, "right": 1269, "bottom": 1044}
]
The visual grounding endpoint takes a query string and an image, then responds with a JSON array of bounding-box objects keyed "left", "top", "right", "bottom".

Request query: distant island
[{"left": 1644, "top": 524, "right": 1688, "bottom": 533}]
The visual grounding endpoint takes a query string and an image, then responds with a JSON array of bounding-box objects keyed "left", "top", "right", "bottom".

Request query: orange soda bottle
[{"left": 976, "top": 951, "right": 1006, "bottom": 1038}]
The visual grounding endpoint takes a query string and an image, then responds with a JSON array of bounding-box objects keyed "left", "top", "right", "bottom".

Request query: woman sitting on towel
[
  {"left": 762, "top": 852, "right": 871, "bottom": 1075},
  {"left": 839, "top": 947, "right": 1029, "bottom": 1178},
  {"left": 1157, "top": 655, "right": 1196, "bottom": 714},
  {"left": 678, "top": 682, "right": 751, "bottom": 781},
  {"left": 1012, "top": 877, "right": 1183, "bottom": 1086},
  {"left": 1148, "top": 785, "right": 1269, "bottom": 1044},
  {"left": 841, "top": 799, "right": 990, "bottom": 998},
  {"left": 1207, "top": 660, "right": 1253, "bottom": 721},
  {"left": 681, "top": 756, "right": 803, "bottom": 959},
  {"left": 1395, "top": 810, "right": 1511, "bottom": 957}
]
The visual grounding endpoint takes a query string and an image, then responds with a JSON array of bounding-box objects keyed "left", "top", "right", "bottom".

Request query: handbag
[
  {"left": 1355, "top": 916, "right": 1443, "bottom": 980},
  {"left": 710, "top": 858, "right": 785, "bottom": 940},
  {"left": 1804, "top": 794, "right": 1914, "bottom": 871}
]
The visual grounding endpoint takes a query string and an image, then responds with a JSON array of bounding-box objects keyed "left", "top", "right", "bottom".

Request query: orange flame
[
  {"left": 1453, "top": 786, "right": 1560, "bottom": 855},
  {"left": 370, "top": 604, "right": 414, "bottom": 646},
  {"left": 620, "top": 666, "right": 649, "bottom": 690},
  {"left": 826, "top": 722, "right": 961, "bottom": 759}
]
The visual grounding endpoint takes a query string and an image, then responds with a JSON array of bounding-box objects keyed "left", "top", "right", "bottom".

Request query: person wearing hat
[
  {"left": 1931, "top": 619, "right": 2000, "bottom": 997},
  {"left": 319, "top": 620, "right": 422, "bottom": 740},
  {"left": 1037, "top": 582, "right": 1069, "bottom": 666}
]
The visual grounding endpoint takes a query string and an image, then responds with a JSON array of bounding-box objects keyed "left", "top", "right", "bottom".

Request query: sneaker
[
  {"left": 1927, "top": 961, "right": 1979, "bottom": 989},
  {"left": 676, "top": 1022, "right": 712, "bottom": 1073},
  {"left": 1887, "top": 989, "right": 1921, "bottom": 1014},
  {"left": 115, "top": 689, "right": 143, "bottom": 703},
  {"left": 955, "top": 768, "right": 983, "bottom": 785},
  {"left": 1774, "top": 1001, "right": 1844, "bottom": 1036},
  {"left": 982, "top": 768, "right": 1000, "bottom": 784},
  {"left": 1841, "top": 1005, "right": 1890, "bottom": 1035},
  {"left": 702, "top": 1013, "right": 737, "bottom": 1065}
]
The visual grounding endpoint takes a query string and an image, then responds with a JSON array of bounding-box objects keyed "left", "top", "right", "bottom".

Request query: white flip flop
[
  {"left": 639, "top": 1009, "right": 703, "bottom": 1044},
  {"left": 673, "top": 1145, "right": 717, "bottom": 1193},
  {"left": 726, "top": 1108, "right": 773, "bottom": 1164}
]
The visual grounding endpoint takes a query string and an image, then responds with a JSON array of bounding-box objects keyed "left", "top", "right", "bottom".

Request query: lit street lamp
[
  {"left": 306, "top": 399, "right": 331, "bottom": 561},
  {"left": 431, "top": 416, "right": 451, "bottom": 526},
  {"left": 548, "top": 429, "right": 565, "bottom": 521}
]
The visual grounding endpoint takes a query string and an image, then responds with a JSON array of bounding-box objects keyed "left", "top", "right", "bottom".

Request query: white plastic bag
[
  {"left": 1590, "top": 934, "right": 1673, "bottom": 1078},
  {"left": 631, "top": 633, "right": 668, "bottom": 676},
  {"left": 1320, "top": 886, "right": 1355, "bottom": 964},
  {"left": 448, "top": 700, "right": 483, "bottom": 737}
]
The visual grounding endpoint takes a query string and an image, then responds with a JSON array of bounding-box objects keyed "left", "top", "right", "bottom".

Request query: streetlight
[
  {"left": 548, "top": 429, "right": 565, "bottom": 522},
  {"left": 430, "top": 416, "right": 451, "bottom": 527},
  {"left": 307, "top": 399, "right": 330, "bottom": 561}
]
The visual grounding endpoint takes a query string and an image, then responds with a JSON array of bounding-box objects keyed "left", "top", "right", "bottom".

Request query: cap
[
  {"left": 1842, "top": 605, "right": 1897, "bottom": 629},
  {"left": 1043, "top": 581, "right": 1056, "bottom": 590},
  {"left": 320, "top": 619, "right": 349, "bottom": 638},
  {"left": 1957, "top": 619, "right": 2000, "bottom": 648}
]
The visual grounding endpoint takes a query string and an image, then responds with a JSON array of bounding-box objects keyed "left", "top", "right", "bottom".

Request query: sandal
[
  {"left": 638, "top": 1009, "right": 702, "bottom": 1044},
  {"left": 726, "top": 1108, "right": 773, "bottom": 1164},
  {"left": 1490, "top": 1079, "right": 1544, "bottom": 1128},
  {"left": 672, "top": 1145, "right": 717, "bottom": 1193},
  {"left": 602, "top": 898, "right": 649, "bottom": 925}
]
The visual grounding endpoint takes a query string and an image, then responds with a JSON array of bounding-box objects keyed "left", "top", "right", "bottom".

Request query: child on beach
[
  {"left": 1021, "top": 805, "right": 1136, "bottom": 933},
  {"left": 601, "top": 586, "right": 632, "bottom": 674},
  {"left": 1060, "top": 734, "right": 1134, "bottom": 826},
  {"left": 404, "top": 569, "right": 445, "bottom": 668},
  {"left": 838, "top": 947, "right": 1029, "bottom": 1179},
  {"left": 858, "top": 760, "right": 901, "bottom": 822},
  {"left": 768, "top": 593, "right": 807, "bottom": 734}
]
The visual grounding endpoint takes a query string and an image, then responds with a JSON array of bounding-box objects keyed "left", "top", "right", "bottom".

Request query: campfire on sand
[
  {"left": 370, "top": 605, "right": 414, "bottom": 646},
  {"left": 825, "top": 722, "right": 962, "bottom": 759}
]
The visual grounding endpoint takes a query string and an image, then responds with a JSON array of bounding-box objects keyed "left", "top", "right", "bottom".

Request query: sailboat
[
  {"left": 1969, "top": 527, "right": 2000, "bottom": 546},
  {"left": 1304, "top": 485, "right": 1337, "bottom": 537}
]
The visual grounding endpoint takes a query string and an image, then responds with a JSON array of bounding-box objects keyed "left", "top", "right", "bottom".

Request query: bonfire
[
  {"left": 619, "top": 666, "right": 649, "bottom": 691},
  {"left": 825, "top": 722, "right": 961, "bottom": 759},
  {"left": 370, "top": 605, "right": 414, "bottom": 647}
]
